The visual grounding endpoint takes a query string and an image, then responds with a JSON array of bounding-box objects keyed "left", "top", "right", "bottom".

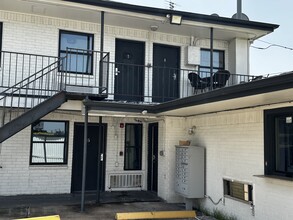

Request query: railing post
[{"left": 64, "top": 49, "right": 68, "bottom": 91}]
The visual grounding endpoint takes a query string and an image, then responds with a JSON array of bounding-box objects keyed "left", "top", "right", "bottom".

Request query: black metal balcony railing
[
  {"left": 0, "top": 57, "right": 66, "bottom": 126},
  {"left": 0, "top": 51, "right": 58, "bottom": 91},
  {"left": 0, "top": 49, "right": 260, "bottom": 109},
  {"left": 63, "top": 48, "right": 109, "bottom": 96},
  {"left": 106, "top": 62, "right": 257, "bottom": 103}
]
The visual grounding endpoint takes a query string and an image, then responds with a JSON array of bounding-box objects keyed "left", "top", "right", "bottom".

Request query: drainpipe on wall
[
  {"left": 210, "top": 27, "right": 214, "bottom": 90},
  {"left": 99, "top": 11, "right": 105, "bottom": 94}
]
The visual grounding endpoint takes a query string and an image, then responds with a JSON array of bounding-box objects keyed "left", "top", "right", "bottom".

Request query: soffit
[
  {"left": 2, "top": 0, "right": 273, "bottom": 40},
  {"left": 158, "top": 88, "right": 293, "bottom": 117}
]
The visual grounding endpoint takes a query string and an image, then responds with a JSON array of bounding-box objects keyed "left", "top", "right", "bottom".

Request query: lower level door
[
  {"left": 147, "top": 123, "right": 158, "bottom": 192},
  {"left": 71, "top": 123, "right": 107, "bottom": 192}
]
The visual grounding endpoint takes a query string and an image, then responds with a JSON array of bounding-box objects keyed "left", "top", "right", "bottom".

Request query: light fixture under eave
[
  {"left": 188, "top": 126, "right": 196, "bottom": 135},
  {"left": 150, "top": 25, "right": 159, "bottom": 31},
  {"left": 170, "top": 14, "right": 182, "bottom": 25},
  {"left": 82, "top": 108, "right": 158, "bottom": 119}
]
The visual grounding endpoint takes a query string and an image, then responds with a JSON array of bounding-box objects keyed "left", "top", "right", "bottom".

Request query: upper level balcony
[{"left": 0, "top": 49, "right": 261, "bottom": 106}]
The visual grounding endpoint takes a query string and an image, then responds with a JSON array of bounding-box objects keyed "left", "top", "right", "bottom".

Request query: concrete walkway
[
  {"left": 0, "top": 192, "right": 216, "bottom": 219},
  {"left": 0, "top": 202, "right": 216, "bottom": 220}
]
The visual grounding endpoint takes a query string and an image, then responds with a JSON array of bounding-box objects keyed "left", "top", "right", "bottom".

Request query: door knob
[
  {"left": 173, "top": 73, "right": 177, "bottom": 80},
  {"left": 115, "top": 68, "right": 120, "bottom": 76}
]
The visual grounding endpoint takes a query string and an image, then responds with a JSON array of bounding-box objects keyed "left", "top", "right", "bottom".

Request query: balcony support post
[
  {"left": 81, "top": 102, "right": 89, "bottom": 212},
  {"left": 96, "top": 116, "right": 103, "bottom": 204}
]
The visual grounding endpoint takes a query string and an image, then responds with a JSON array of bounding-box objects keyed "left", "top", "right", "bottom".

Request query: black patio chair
[
  {"left": 209, "top": 70, "right": 230, "bottom": 89},
  {"left": 188, "top": 72, "right": 208, "bottom": 94}
]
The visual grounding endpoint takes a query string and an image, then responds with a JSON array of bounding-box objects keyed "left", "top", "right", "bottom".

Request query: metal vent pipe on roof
[{"left": 237, "top": 0, "right": 242, "bottom": 19}]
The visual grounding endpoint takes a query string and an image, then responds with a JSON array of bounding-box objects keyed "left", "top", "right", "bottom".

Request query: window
[
  {"left": 224, "top": 179, "right": 253, "bottom": 203},
  {"left": 59, "top": 30, "right": 94, "bottom": 74},
  {"left": 30, "top": 120, "right": 69, "bottom": 165},
  {"left": 124, "top": 124, "right": 142, "bottom": 170},
  {"left": 264, "top": 107, "right": 293, "bottom": 178},
  {"left": 199, "top": 49, "right": 224, "bottom": 77}
]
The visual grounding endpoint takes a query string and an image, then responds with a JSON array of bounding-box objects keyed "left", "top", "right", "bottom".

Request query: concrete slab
[
  {"left": 0, "top": 192, "right": 216, "bottom": 220},
  {"left": 0, "top": 202, "right": 216, "bottom": 220}
]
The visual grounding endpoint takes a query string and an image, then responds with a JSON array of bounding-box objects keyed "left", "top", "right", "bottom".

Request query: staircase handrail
[{"left": 0, "top": 57, "right": 66, "bottom": 101}]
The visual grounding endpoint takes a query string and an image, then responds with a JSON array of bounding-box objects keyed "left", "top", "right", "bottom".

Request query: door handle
[
  {"left": 173, "top": 73, "right": 177, "bottom": 80},
  {"left": 115, "top": 67, "right": 120, "bottom": 76},
  {"left": 100, "top": 153, "right": 104, "bottom": 161}
]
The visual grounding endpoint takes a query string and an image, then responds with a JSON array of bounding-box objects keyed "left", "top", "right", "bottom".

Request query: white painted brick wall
[
  {"left": 0, "top": 9, "right": 234, "bottom": 100},
  {"left": 157, "top": 117, "right": 188, "bottom": 202},
  {"left": 0, "top": 6, "right": 251, "bottom": 206},
  {"left": 0, "top": 108, "right": 149, "bottom": 195},
  {"left": 159, "top": 104, "right": 293, "bottom": 220}
]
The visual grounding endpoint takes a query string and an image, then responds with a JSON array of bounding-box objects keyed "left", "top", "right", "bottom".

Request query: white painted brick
[
  {"left": 157, "top": 105, "right": 293, "bottom": 220},
  {"left": 1, "top": 7, "right": 290, "bottom": 220}
]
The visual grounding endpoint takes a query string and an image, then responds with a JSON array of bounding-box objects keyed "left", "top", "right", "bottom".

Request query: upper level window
[
  {"left": 265, "top": 107, "right": 293, "bottom": 178},
  {"left": 124, "top": 124, "right": 142, "bottom": 170},
  {"left": 200, "top": 49, "right": 224, "bottom": 77},
  {"left": 59, "top": 30, "right": 94, "bottom": 74},
  {"left": 30, "top": 120, "right": 69, "bottom": 165}
]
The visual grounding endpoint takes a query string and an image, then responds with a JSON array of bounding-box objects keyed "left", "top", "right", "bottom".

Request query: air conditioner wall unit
[{"left": 186, "top": 46, "right": 200, "bottom": 65}]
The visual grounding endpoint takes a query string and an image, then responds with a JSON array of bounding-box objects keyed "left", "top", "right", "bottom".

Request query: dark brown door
[
  {"left": 115, "top": 39, "right": 145, "bottom": 101},
  {"left": 153, "top": 44, "right": 180, "bottom": 102},
  {"left": 148, "top": 123, "right": 158, "bottom": 192},
  {"left": 71, "top": 123, "right": 107, "bottom": 192}
]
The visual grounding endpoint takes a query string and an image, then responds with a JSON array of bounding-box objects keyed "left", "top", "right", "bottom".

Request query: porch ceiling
[
  {"left": 3, "top": 0, "right": 277, "bottom": 41},
  {"left": 155, "top": 72, "right": 293, "bottom": 116},
  {"left": 158, "top": 88, "right": 293, "bottom": 117},
  {"left": 82, "top": 72, "right": 293, "bottom": 118}
]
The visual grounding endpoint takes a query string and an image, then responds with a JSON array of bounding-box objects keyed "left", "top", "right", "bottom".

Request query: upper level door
[
  {"left": 153, "top": 44, "right": 180, "bottom": 102},
  {"left": 115, "top": 39, "right": 145, "bottom": 102}
]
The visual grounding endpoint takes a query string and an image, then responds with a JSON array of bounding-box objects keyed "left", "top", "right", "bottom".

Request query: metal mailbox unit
[{"left": 175, "top": 145, "right": 205, "bottom": 198}]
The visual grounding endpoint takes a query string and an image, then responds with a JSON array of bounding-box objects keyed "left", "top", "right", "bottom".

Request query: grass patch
[
  {"left": 213, "top": 209, "right": 237, "bottom": 220},
  {"left": 196, "top": 204, "right": 237, "bottom": 220}
]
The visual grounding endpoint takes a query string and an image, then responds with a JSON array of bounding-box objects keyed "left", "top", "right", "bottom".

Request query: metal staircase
[
  {"left": 0, "top": 57, "right": 67, "bottom": 143},
  {"left": 0, "top": 48, "right": 110, "bottom": 143}
]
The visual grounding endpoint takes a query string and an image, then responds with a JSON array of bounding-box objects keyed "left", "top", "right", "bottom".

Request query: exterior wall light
[
  {"left": 150, "top": 25, "right": 158, "bottom": 31},
  {"left": 188, "top": 126, "right": 196, "bottom": 135},
  {"left": 170, "top": 14, "right": 182, "bottom": 25}
]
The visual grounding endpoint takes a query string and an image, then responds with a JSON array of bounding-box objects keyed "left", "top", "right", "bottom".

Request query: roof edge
[
  {"left": 154, "top": 72, "right": 293, "bottom": 113},
  {"left": 63, "top": 0, "right": 279, "bottom": 32}
]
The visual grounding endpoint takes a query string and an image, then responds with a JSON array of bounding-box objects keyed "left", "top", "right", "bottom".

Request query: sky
[{"left": 115, "top": 0, "right": 293, "bottom": 76}]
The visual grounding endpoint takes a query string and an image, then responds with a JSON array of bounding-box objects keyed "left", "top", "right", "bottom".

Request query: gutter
[
  {"left": 63, "top": 0, "right": 279, "bottom": 32},
  {"left": 83, "top": 72, "right": 293, "bottom": 114}
]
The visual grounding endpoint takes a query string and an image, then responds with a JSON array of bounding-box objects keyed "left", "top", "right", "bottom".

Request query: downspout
[
  {"left": 81, "top": 103, "right": 89, "bottom": 212},
  {"left": 96, "top": 10, "right": 105, "bottom": 204},
  {"left": 99, "top": 11, "right": 105, "bottom": 94},
  {"left": 210, "top": 27, "right": 214, "bottom": 90}
]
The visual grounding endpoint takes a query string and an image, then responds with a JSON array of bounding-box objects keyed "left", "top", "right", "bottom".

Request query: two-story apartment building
[{"left": 1, "top": 1, "right": 293, "bottom": 220}]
